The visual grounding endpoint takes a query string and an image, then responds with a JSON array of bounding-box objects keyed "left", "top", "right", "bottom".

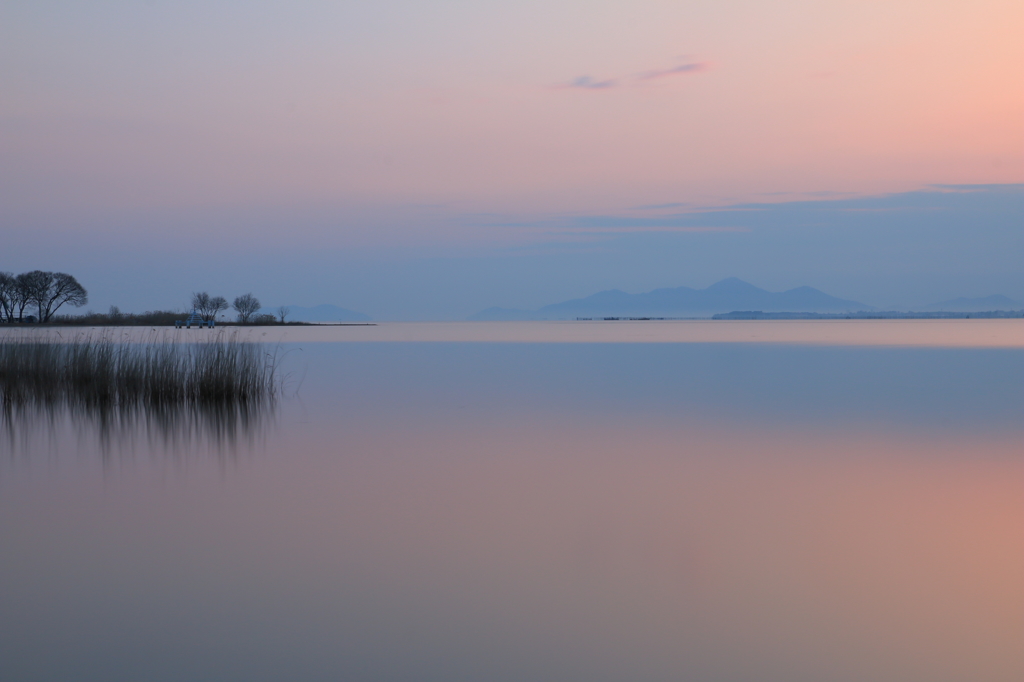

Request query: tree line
[
  {"left": 0, "top": 271, "right": 88, "bottom": 323},
  {"left": 1, "top": 269, "right": 293, "bottom": 325},
  {"left": 191, "top": 292, "right": 290, "bottom": 324}
]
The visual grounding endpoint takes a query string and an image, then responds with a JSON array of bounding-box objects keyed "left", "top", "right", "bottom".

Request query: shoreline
[{"left": 2, "top": 319, "right": 1022, "bottom": 348}]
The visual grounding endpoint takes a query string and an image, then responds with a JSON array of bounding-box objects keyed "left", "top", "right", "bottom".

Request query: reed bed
[{"left": 0, "top": 332, "right": 279, "bottom": 408}]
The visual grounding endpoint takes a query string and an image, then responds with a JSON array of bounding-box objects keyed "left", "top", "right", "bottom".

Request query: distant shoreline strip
[{"left": 573, "top": 311, "right": 1024, "bottom": 321}]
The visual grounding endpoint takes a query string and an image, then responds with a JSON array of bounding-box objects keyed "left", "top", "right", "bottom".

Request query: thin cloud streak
[
  {"left": 560, "top": 60, "right": 708, "bottom": 90},
  {"left": 635, "top": 62, "right": 708, "bottom": 81},
  {"left": 564, "top": 76, "right": 618, "bottom": 90},
  {"left": 550, "top": 226, "right": 748, "bottom": 234}
]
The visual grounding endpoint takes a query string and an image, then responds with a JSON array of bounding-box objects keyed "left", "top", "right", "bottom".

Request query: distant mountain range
[
  {"left": 469, "top": 278, "right": 872, "bottom": 320},
  {"left": 249, "top": 289, "right": 1021, "bottom": 324},
  {"left": 260, "top": 304, "right": 371, "bottom": 322}
]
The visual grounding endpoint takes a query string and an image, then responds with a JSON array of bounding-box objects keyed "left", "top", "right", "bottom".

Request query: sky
[{"left": 2, "top": 0, "right": 1022, "bottom": 319}]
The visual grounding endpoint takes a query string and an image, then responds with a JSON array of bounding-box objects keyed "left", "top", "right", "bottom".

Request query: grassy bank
[
  {"left": 34, "top": 310, "right": 310, "bottom": 326},
  {"left": 0, "top": 332, "right": 279, "bottom": 407}
]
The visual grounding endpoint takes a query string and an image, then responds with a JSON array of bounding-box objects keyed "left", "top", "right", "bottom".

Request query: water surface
[{"left": 2, "top": 323, "right": 1022, "bottom": 681}]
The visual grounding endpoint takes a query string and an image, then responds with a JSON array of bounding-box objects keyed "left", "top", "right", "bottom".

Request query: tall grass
[{"left": 0, "top": 332, "right": 279, "bottom": 408}]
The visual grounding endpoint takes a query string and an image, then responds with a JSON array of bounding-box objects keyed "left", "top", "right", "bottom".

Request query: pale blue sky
[{"left": 5, "top": 185, "right": 1021, "bottom": 319}]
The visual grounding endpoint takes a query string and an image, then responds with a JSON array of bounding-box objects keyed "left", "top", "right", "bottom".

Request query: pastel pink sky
[
  {"left": 2, "top": 1, "right": 1023, "bottom": 318},
  {"left": 2, "top": 0, "right": 1021, "bottom": 227}
]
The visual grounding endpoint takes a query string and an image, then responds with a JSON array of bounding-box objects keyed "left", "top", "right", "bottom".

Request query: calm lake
[{"left": 2, "top": 321, "right": 1022, "bottom": 682}]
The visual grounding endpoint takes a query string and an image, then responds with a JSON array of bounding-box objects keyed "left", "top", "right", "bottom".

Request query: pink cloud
[
  {"left": 560, "top": 61, "right": 709, "bottom": 91},
  {"left": 635, "top": 62, "right": 708, "bottom": 81},
  {"left": 561, "top": 76, "right": 618, "bottom": 90}
]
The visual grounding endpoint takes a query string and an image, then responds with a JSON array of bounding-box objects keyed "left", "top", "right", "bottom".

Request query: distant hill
[
  {"left": 261, "top": 304, "right": 371, "bottom": 322},
  {"left": 468, "top": 278, "right": 872, "bottom": 320},
  {"left": 715, "top": 310, "right": 1024, "bottom": 320},
  {"left": 919, "top": 295, "right": 1022, "bottom": 313}
]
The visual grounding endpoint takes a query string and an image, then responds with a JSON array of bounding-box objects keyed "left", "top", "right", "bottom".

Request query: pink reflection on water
[
  {"left": 1, "top": 393, "right": 1022, "bottom": 680},
  {"left": 259, "top": 423, "right": 1023, "bottom": 681}
]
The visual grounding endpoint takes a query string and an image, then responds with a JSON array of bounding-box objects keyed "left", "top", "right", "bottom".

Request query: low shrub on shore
[
  {"left": 32, "top": 309, "right": 305, "bottom": 326},
  {"left": 47, "top": 309, "right": 183, "bottom": 326}
]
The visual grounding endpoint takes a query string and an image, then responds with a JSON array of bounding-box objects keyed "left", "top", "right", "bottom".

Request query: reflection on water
[
  {"left": 0, "top": 332, "right": 1022, "bottom": 682},
  {"left": 1, "top": 399, "right": 274, "bottom": 464}
]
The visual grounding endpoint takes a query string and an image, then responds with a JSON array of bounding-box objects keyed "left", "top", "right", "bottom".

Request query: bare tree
[
  {"left": 191, "top": 292, "right": 211, "bottom": 318},
  {"left": 0, "top": 271, "right": 88, "bottom": 322},
  {"left": 20, "top": 271, "right": 53, "bottom": 322},
  {"left": 191, "top": 292, "right": 227, "bottom": 322},
  {"left": 232, "top": 293, "right": 261, "bottom": 324},
  {"left": 38, "top": 272, "right": 88, "bottom": 321},
  {"left": 209, "top": 296, "right": 229, "bottom": 321},
  {"left": 0, "top": 272, "right": 14, "bottom": 322},
  {"left": 12, "top": 273, "right": 35, "bottom": 322},
  {"left": 277, "top": 306, "right": 290, "bottom": 324}
]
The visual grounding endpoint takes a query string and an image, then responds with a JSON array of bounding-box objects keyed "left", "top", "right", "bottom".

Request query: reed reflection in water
[
  {"left": 1, "top": 400, "right": 274, "bottom": 464},
  {"left": 0, "top": 332, "right": 279, "bottom": 460}
]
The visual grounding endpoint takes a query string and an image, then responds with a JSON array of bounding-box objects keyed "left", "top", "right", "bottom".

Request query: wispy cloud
[
  {"left": 564, "top": 76, "right": 618, "bottom": 90},
  {"left": 559, "top": 60, "right": 709, "bottom": 91},
  {"left": 930, "top": 183, "right": 1024, "bottom": 193},
  {"left": 635, "top": 62, "right": 707, "bottom": 81},
  {"left": 552, "top": 226, "right": 748, "bottom": 236}
]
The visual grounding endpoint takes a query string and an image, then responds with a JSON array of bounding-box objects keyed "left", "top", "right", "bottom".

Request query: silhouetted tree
[
  {"left": 191, "top": 292, "right": 211, "bottom": 317},
  {"left": 191, "top": 292, "right": 227, "bottom": 322},
  {"left": 20, "top": 271, "right": 54, "bottom": 322},
  {"left": 0, "top": 271, "right": 87, "bottom": 322},
  {"left": 9, "top": 273, "right": 35, "bottom": 322},
  {"left": 277, "top": 305, "right": 290, "bottom": 323},
  {"left": 38, "top": 272, "right": 88, "bottom": 321},
  {"left": 233, "top": 293, "right": 261, "bottom": 323},
  {"left": 209, "top": 296, "right": 229, "bottom": 321},
  {"left": 0, "top": 272, "right": 14, "bottom": 322}
]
